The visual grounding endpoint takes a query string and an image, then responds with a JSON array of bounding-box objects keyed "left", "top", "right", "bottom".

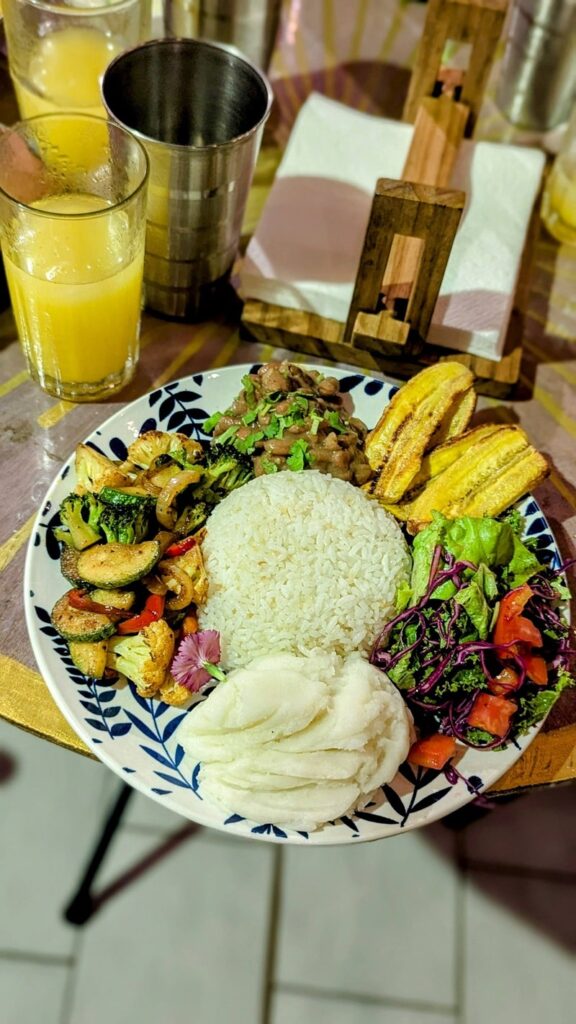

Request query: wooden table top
[{"left": 0, "top": 0, "right": 574, "bottom": 796}]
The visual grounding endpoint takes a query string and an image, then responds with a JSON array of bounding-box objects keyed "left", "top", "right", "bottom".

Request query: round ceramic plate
[{"left": 24, "top": 363, "right": 562, "bottom": 844}]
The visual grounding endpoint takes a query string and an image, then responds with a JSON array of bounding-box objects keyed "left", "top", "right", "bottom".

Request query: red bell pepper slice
[
  {"left": 468, "top": 693, "right": 517, "bottom": 737},
  {"left": 408, "top": 734, "right": 457, "bottom": 770},
  {"left": 117, "top": 594, "right": 166, "bottom": 634},
  {"left": 164, "top": 536, "right": 197, "bottom": 558},
  {"left": 68, "top": 589, "right": 132, "bottom": 619}
]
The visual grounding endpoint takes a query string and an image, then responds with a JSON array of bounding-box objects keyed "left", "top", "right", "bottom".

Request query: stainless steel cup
[
  {"left": 101, "top": 38, "right": 272, "bottom": 318},
  {"left": 164, "top": 0, "right": 282, "bottom": 72},
  {"left": 496, "top": 0, "right": 576, "bottom": 131}
]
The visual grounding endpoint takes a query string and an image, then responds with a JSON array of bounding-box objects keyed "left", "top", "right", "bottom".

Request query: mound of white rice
[{"left": 199, "top": 471, "right": 411, "bottom": 669}]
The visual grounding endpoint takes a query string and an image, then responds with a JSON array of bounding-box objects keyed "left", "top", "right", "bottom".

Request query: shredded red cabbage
[{"left": 370, "top": 547, "right": 575, "bottom": 751}]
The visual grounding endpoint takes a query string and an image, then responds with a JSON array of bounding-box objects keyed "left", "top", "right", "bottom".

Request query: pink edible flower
[{"left": 171, "top": 630, "right": 224, "bottom": 692}]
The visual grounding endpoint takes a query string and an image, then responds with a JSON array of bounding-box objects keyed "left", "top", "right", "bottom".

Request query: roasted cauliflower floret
[
  {"left": 75, "top": 444, "right": 130, "bottom": 495},
  {"left": 127, "top": 431, "right": 203, "bottom": 470},
  {"left": 107, "top": 619, "right": 175, "bottom": 697},
  {"left": 157, "top": 673, "right": 192, "bottom": 707}
]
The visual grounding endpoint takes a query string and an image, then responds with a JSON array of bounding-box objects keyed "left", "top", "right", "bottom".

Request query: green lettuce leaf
[
  {"left": 410, "top": 513, "right": 542, "bottom": 603},
  {"left": 515, "top": 669, "right": 574, "bottom": 735}
]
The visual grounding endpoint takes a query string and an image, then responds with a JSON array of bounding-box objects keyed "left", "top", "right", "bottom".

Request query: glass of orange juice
[
  {"left": 541, "top": 105, "right": 576, "bottom": 247},
  {"left": 2, "top": 0, "right": 151, "bottom": 121},
  {"left": 0, "top": 113, "right": 149, "bottom": 400}
]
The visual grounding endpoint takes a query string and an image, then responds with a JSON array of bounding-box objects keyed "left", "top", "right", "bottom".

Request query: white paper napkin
[{"left": 240, "top": 94, "right": 545, "bottom": 360}]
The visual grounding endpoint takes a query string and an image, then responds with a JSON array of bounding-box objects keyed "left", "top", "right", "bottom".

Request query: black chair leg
[{"left": 63, "top": 782, "right": 133, "bottom": 926}]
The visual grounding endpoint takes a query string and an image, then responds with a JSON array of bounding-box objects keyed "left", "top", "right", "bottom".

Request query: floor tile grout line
[
  {"left": 0, "top": 949, "right": 74, "bottom": 967},
  {"left": 465, "top": 860, "right": 576, "bottom": 886},
  {"left": 261, "top": 846, "right": 284, "bottom": 1024},
  {"left": 274, "top": 981, "right": 456, "bottom": 1015},
  {"left": 454, "top": 834, "right": 467, "bottom": 1024},
  {"left": 122, "top": 820, "right": 253, "bottom": 850},
  {"left": 60, "top": 929, "right": 85, "bottom": 1024}
]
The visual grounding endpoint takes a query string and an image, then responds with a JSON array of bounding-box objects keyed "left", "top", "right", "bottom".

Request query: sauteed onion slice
[
  {"left": 158, "top": 561, "right": 196, "bottom": 610},
  {"left": 156, "top": 470, "right": 202, "bottom": 528}
]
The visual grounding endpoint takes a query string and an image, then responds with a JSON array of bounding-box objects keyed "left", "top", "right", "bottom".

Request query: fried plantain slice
[
  {"left": 427, "top": 386, "right": 476, "bottom": 449},
  {"left": 405, "top": 425, "right": 531, "bottom": 531},
  {"left": 366, "top": 362, "right": 475, "bottom": 503},
  {"left": 457, "top": 448, "right": 549, "bottom": 518},
  {"left": 408, "top": 423, "right": 507, "bottom": 495}
]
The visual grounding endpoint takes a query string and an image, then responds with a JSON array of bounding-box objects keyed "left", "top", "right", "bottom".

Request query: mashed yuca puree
[{"left": 180, "top": 652, "right": 411, "bottom": 830}]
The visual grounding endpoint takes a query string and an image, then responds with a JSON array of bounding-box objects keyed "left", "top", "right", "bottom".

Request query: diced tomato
[
  {"left": 498, "top": 585, "right": 533, "bottom": 620},
  {"left": 524, "top": 654, "right": 548, "bottom": 686},
  {"left": 493, "top": 585, "right": 542, "bottom": 654},
  {"left": 408, "top": 734, "right": 457, "bottom": 770},
  {"left": 468, "top": 693, "right": 517, "bottom": 737},
  {"left": 488, "top": 666, "right": 521, "bottom": 696},
  {"left": 117, "top": 594, "right": 165, "bottom": 634}
]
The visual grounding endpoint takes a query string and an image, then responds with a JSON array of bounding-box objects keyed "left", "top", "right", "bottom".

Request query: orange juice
[
  {"left": 12, "top": 26, "right": 121, "bottom": 119},
  {"left": 542, "top": 160, "right": 576, "bottom": 246},
  {"left": 2, "top": 194, "right": 144, "bottom": 395}
]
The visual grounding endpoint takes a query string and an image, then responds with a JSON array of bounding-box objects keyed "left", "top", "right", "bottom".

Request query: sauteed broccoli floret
[
  {"left": 201, "top": 442, "right": 253, "bottom": 498},
  {"left": 97, "top": 503, "right": 152, "bottom": 546},
  {"left": 55, "top": 494, "right": 101, "bottom": 550},
  {"left": 174, "top": 500, "right": 212, "bottom": 537},
  {"left": 56, "top": 490, "right": 154, "bottom": 549}
]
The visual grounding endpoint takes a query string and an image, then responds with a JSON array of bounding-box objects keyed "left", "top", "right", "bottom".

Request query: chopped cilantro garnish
[
  {"left": 260, "top": 458, "right": 279, "bottom": 474},
  {"left": 234, "top": 430, "right": 265, "bottom": 454},
  {"left": 310, "top": 412, "right": 323, "bottom": 436},
  {"left": 203, "top": 411, "right": 223, "bottom": 434},
  {"left": 324, "top": 410, "right": 346, "bottom": 433},
  {"left": 241, "top": 407, "right": 260, "bottom": 426},
  {"left": 286, "top": 439, "right": 313, "bottom": 471},
  {"left": 214, "top": 424, "right": 239, "bottom": 445},
  {"left": 242, "top": 375, "right": 256, "bottom": 408},
  {"left": 263, "top": 414, "right": 282, "bottom": 439}
]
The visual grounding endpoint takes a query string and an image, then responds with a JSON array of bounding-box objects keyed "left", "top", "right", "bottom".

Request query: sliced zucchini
[
  {"left": 69, "top": 640, "right": 109, "bottom": 679},
  {"left": 90, "top": 588, "right": 136, "bottom": 610},
  {"left": 99, "top": 486, "right": 154, "bottom": 508},
  {"left": 77, "top": 540, "right": 161, "bottom": 588},
  {"left": 60, "top": 546, "right": 84, "bottom": 586},
  {"left": 51, "top": 592, "right": 116, "bottom": 642}
]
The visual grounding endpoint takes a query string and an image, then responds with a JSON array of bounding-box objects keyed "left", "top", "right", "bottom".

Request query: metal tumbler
[
  {"left": 101, "top": 38, "right": 272, "bottom": 318},
  {"left": 496, "top": 0, "right": 576, "bottom": 131},
  {"left": 164, "top": 0, "right": 282, "bottom": 71}
]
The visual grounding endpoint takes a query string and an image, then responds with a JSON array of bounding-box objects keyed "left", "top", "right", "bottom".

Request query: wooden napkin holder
[{"left": 241, "top": 0, "right": 532, "bottom": 396}]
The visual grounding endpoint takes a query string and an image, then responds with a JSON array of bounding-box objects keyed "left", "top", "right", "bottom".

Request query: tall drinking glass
[
  {"left": 0, "top": 114, "right": 149, "bottom": 400},
  {"left": 2, "top": 0, "right": 151, "bottom": 121}
]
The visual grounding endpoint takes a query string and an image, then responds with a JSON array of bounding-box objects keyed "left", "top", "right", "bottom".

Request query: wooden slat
[
  {"left": 403, "top": 0, "right": 508, "bottom": 135},
  {"left": 403, "top": 94, "right": 470, "bottom": 187},
  {"left": 490, "top": 727, "right": 576, "bottom": 794},
  {"left": 344, "top": 179, "right": 464, "bottom": 346}
]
